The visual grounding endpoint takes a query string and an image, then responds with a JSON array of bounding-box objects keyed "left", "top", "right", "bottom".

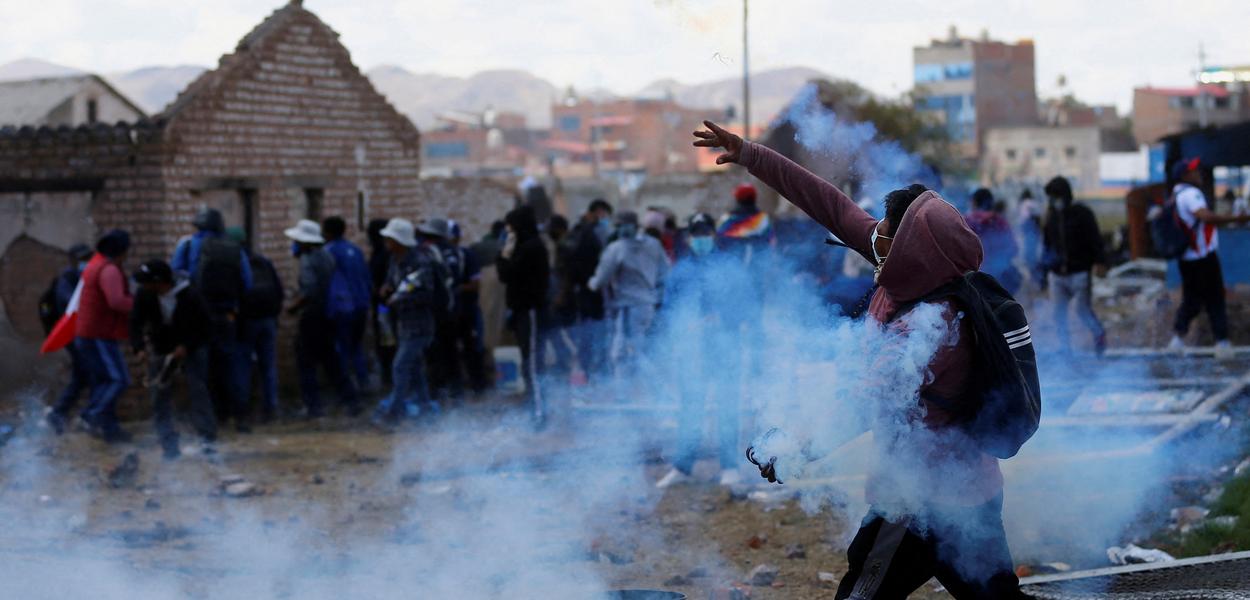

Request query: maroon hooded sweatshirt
[{"left": 739, "top": 141, "right": 1002, "bottom": 507}]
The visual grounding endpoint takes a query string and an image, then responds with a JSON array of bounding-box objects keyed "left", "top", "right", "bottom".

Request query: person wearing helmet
[{"left": 656, "top": 212, "right": 748, "bottom": 488}]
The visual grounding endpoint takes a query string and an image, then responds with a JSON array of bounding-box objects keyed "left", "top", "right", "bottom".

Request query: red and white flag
[{"left": 40, "top": 253, "right": 103, "bottom": 354}]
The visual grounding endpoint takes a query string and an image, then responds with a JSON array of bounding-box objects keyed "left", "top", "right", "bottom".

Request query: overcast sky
[{"left": 1, "top": 0, "right": 1245, "bottom": 112}]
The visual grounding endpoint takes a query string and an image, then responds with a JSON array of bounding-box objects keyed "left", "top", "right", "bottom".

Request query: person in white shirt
[{"left": 1169, "top": 158, "right": 1250, "bottom": 351}]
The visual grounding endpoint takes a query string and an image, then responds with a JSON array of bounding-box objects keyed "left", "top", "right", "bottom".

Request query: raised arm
[{"left": 694, "top": 120, "right": 877, "bottom": 258}]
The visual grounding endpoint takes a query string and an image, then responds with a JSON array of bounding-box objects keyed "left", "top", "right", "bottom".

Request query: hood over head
[
  {"left": 193, "top": 208, "right": 225, "bottom": 234},
  {"left": 876, "top": 191, "right": 983, "bottom": 303},
  {"left": 505, "top": 205, "right": 540, "bottom": 241}
]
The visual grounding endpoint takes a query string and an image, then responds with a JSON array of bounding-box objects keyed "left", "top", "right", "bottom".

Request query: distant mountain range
[{"left": 0, "top": 58, "right": 830, "bottom": 130}]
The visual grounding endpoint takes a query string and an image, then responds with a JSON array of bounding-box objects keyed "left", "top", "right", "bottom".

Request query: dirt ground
[{"left": 0, "top": 397, "right": 954, "bottom": 599}]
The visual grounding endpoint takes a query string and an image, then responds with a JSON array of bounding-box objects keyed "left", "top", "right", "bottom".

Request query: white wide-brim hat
[
  {"left": 379, "top": 218, "right": 417, "bottom": 247},
  {"left": 284, "top": 219, "right": 325, "bottom": 244}
]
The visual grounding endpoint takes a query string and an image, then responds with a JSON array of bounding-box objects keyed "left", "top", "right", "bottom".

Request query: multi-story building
[
  {"left": 981, "top": 126, "right": 1101, "bottom": 194},
  {"left": 420, "top": 109, "right": 541, "bottom": 178},
  {"left": 913, "top": 26, "right": 1038, "bottom": 158},
  {"left": 1132, "top": 66, "right": 1250, "bottom": 145},
  {"left": 545, "top": 93, "right": 717, "bottom": 177}
]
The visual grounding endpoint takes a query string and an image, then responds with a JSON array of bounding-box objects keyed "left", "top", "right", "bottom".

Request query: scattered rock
[
  {"left": 110, "top": 521, "right": 192, "bottom": 548},
  {"left": 745, "top": 534, "right": 767, "bottom": 549},
  {"left": 817, "top": 571, "right": 839, "bottom": 586},
  {"left": 687, "top": 566, "right": 709, "bottom": 578},
  {"left": 399, "top": 473, "right": 421, "bottom": 487},
  {"left": 222, "top": 481, "right": 263, "bottom": 498},
  {"left": 709, "top": 584, "right": 751, "bottom": 599},
  {"left": 747, "top": 563, "right": 778, "bottom": 586},
  {"left": 784, "top": 543, "right": 806, "bottom": 559},
  {"left": 144, "top": 498, "right": 161, "bottom": 511},
  {"left": 107, "top": 452, "right": 140, "bottom": 489},
  {"left": 311, "top": 474, "right": 325, "bottom": 485},
  {"left": 663, "top": 574, "right": 691, "bottom": 586},
  {"left": 220, "top": 474, "right": 245, "bottom": 486},
  {"left": 1171, "top": 506, "right": 1211, "bottom": 531}
]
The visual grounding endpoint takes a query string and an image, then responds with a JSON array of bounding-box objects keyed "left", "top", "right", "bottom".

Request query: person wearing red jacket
[
  {"left": 75, "top": 229, "right": 135, "bottom": 443},
  {"left": 695, "top": 122, "right": 1025, "bottom": 599}
]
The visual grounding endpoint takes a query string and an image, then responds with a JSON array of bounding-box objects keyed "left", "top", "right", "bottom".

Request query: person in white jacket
[{"left": 588, "top": 211, "right": 670, "bottom": 396}]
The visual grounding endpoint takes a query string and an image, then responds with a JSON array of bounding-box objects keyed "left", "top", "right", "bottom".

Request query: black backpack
[
  {"left": 38, "top": 277, "right": 61, "bottom": 334},
  {"left": 1150, "top": 190, "right": 1193, "bottom": 259},
  {"left": 193, "top": 236, "right": 245, "bottom": 312},
  {"left": 895, "top": 271, "right": 1042, "bottom": 459},
  {"left": 425, "top": 246, "right": 456, "bottom": 318},
  {"left": 242, "top": 254, "right": 283, "bottom": 318}
]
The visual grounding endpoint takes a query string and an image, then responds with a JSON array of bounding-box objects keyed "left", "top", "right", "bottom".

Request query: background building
[
  {"left": 420, "top": 108, "right": 542, "bottom": 178},
  {"left": 913, "top": 26, "right": 1038, "bottom": 158},
  {"left": 981, "top": 125, "right": 1101, "bottom": 194},
  {"left": 1132, "top": 80, "right": 1250, "bottom": 146},
  {"left": 0, "top": 74, "right": 145, "bottom": 128}
]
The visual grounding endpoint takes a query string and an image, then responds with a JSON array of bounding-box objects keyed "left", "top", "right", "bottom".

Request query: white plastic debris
[{"left": 1107, "top": 543, "right": 1175, "bottom": 565}]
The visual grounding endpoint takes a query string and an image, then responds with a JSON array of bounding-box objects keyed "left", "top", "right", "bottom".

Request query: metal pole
[
  {"left": 1197, "top": 43, "right": 1209, "bottom": 128},
  {"left": 742, "top": 0, "right": 750, "bottom": 142}
]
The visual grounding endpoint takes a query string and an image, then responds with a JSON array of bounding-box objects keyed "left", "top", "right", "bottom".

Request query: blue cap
[{"left": 1171, "top": 157, "right": 1200, "bottom": 181}]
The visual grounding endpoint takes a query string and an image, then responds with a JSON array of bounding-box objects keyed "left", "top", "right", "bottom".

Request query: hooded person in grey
[{"left": 588, "top": 210, "right": 670, "bottom": 394}]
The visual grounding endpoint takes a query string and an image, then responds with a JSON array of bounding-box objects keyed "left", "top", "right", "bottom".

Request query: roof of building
[
  {"left": 1136, "top": 84, "right": 1230, "bottom": 98},
  {"left": 0, "top": 74, "right": 145, "bottom": 127}
]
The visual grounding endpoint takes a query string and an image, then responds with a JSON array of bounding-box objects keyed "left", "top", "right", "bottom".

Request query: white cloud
[{"left": 0, "top": 0, "right": 1245, "bottom": 112}]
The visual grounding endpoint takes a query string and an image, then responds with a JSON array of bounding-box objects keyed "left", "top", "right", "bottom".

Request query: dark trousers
[
  {"left": 457, "top": 306, "right": 488, "bottom": 392},
  {"left": 573, "top": 289, "right": 607, "bottom": 379},
  {"left": 835, "top": 495, "right": 1025, "bottom": 600},
  {"left": 206, "top": 315, "right": 248, "bottom": 425},
  {"left": 237, "top": 317, "right": 279, "bottom": 416},
  {"left": 375, "top": 307, "right": 397, "bottom": 386},
  {"left": 427, "top": 317, "right": 460, "bottom": 397},
  {"left": 510, "top": 308, "right": 545, "bottom": 421},
  {"left": 332, "top": 309, "right": 369, "bottom": 386},
  {"left": 149, "top": 348, "right": 216, "bottom": 448},
  {"left": 296, "top": 314, "right": 359, "bottom": 415},
  {"left": 430, "top": 307, "right": 489, "bottom": 396},
  {"left": 52, "top": 343, "right": 91, "bottom": 418},
  {"left": 1175, "top": 252, "right": 1229, "bottom": 341},
  {"left": 78, "top": 338, "right": 130, "bottom": 434}
]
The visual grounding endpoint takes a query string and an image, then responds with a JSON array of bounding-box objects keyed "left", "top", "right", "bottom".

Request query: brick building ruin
[{"left": 0, "top": 1, "right": 517, "bottom": 351}]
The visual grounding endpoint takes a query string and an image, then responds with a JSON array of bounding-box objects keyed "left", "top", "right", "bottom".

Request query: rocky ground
[{"left": 0, "top": 398, "right": 953, "bottom": 599}]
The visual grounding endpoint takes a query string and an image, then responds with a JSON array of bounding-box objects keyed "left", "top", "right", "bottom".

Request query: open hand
[{"left": 693, "top": 120, "right": 743, "bottom": 165}]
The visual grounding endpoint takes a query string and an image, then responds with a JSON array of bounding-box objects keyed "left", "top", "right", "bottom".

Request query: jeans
[
  {"left": 78, "top": 338, "right": 130, "bottom": 434},
  {"left": 332, "top": 309, "right": 369, "bottom": 387},
  {"left": 1048, "top": 270, "right": 1104, "bottom": 350},
  {"left": 672, "top": 329, "right": 739, "bottom": 473},
  {"left": 834, "top": 495, "right": 1026, "bottom": 600},
  {"left": 237, "top": 317, "right": 278, "bottom": 415},
  {"left": 206, "top": 315, "right": 248, "bottom": 425},
  {"left": 573, "top": 289, "right": 607, "bottom": 379},
  {"left": 296, "top": 314, "right": 359, "bottom": 415},
  {"left": 374, "top": 333, "right": 433, "bottom": 421},
  {"left": 148, "top": 347, "right": 216, "bottom": 448},
  {"left": 607, "top": 304, "right": 656, "bottom": 400},
  {"left": 52, "top": 343, "right": 91, "bottom": 418},
  {"left": 510, "top": 308, "right": 546, "bottom": 421},
  {"left": 1176, "top": 252, "right": 1229, "bottom": 341}
]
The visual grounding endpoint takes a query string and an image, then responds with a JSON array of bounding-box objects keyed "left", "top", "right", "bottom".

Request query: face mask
[
  {"left": 689, "top": 235, "right": 714, "bottom": 256},
  {"left": 870, "top": 220, "right": 893, "bottom": 283},
  {"left": 290, "top": 241, "right": 302, "bottom": 258},
  {"left": 596, "top": 218, "right": 612, "bottom": 237}
]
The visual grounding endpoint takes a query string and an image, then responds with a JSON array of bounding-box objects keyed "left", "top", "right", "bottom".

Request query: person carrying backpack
[
  {"left": 285, "top": 219, "right": 360, "bottom": 418},
  {"left": 171, "top": 208, "right": 254, "bottom": 432},
  {"left": 1165, "top": 159, "right": 1250, "bottom": 353},
  {"left": 1041, "top": 176, "right": 1106, "bottom": 355},
  {"left": 417, "top": 217, "right": 465, "bottom": 401},
  {"left": 43, "top": 243, "right": 95, "bottom": 434},
  {"left": 695, "top": 121, "right": 1030, "bottom": 599},
  {"left": 371, "top": 218, "right": 440, "bottom": 425},
  {"left": 229, "top": 227, "right": 285, "bottom": 423},
  {"left": 322, "top": 216, "right": 374, "bottom": 392}
]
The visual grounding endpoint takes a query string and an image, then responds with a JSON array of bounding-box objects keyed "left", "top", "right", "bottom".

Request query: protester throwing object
[{"left": 695, "top": 120, "right": 1036, "bottom": 599}]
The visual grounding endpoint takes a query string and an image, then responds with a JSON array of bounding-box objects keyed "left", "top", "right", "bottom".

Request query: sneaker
[
  {"left": 1167, "top": 335, "right": 1185, "bottom": 350},
  {"left": 655, "top": 467, "right": 689, "bottom": 489},
  {"left": 1215, "top": 340, "right": 1234, "bottom": 359},
  {"left": 718, "top": 469, "right": 742, "bottom": 487}
]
